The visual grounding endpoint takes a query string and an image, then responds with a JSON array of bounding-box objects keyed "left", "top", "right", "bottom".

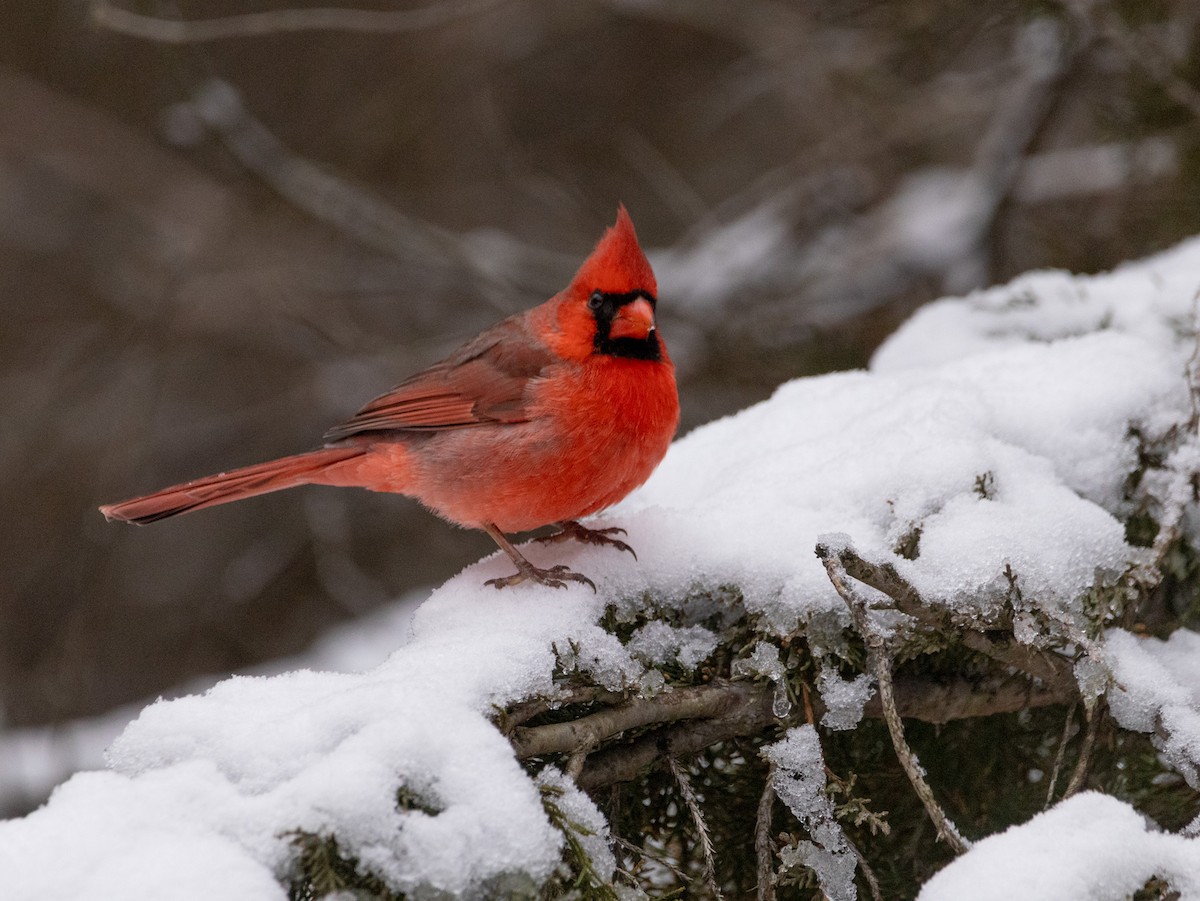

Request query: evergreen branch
[
  {"left": 818, "top": 547, "right": 972, "bottom": 855},
  {"left": 667, "top": 753, "right": 725, "bottom": 901}
]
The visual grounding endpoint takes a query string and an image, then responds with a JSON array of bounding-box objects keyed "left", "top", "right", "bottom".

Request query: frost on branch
[
  {"left": 5, "top": 238, "right": 1200, "bottom": 899},
  {"left": 764, "top": 726, "right": 858, "bottom": 901}
]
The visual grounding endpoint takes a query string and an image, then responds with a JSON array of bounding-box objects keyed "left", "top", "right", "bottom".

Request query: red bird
[{"left": 101, "top": 207, "right": 679, "bottom": 590}]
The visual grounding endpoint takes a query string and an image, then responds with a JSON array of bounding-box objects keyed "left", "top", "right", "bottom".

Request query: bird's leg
[
  {"left": 535, "top": 520, "right": 637, "bottom": 560},
  {"left": 482, "top": 524, "right": 596, "bottom": 592}
]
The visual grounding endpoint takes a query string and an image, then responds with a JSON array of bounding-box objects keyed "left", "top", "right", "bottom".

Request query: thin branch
[
  {"left": 511, "top": 682, "right": 761, "bottom": 759},
  {"left": 832, "top": 543, "right": 1075, "bottom": 690},
  {"left": 1064, "top": 698, "right": 1105, "bottom": 798},
  {"left": 612, "top": 834, "right": 692, "bottom": 887},
  {"left": 89, "top": 0, "right": 507, "bottom": 42},
  {"left": 850, "top": 842, "right": 885, "bottom": 901},
  {"left": 1044, "top": 704, "right": 1078, "bottom": 808},
  {"left": 499, "top": 686, "right": 626, "bottom": 734},
  {"left": 574, "top": 685, "right": 778, "bottom": 791},
  {"left": 667, "top": 753, "right": 725, "bottom": 901},
  {"left": 818, "top": 547, "right": 971, "bottom": 854},
  {"left": 755, "top": 768, "right": 776, "bottom": 901},
  {"left": 868, "top": 671, "right": 1073, "bottom": 723}
]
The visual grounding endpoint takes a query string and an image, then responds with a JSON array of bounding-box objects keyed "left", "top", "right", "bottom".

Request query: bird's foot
[
  {"left": 536, "top": 520, "right": 637, "bottom": 560},
  {"left": 486, "top": 561, "right": 596, "bottom": 592}
]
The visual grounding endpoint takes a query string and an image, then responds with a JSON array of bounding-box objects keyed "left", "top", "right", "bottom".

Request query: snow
[
  {"left": 4, "top": 236, "right": 1200, "bottom": 897},
  {"left": 816, "top": 667, "right": 874, "bottom": 731},
  {"left": 1105, "top": 628, "right": 1200, "bottom": 789},
  {"left": 0, "top": 589, "right": 425, "bottom": 815},
  {"left": 765, "top": 726, "right": 858, "bottom": 901},
  {"left": 918, "top": 792, "right": 1200, "bottom": 901}
]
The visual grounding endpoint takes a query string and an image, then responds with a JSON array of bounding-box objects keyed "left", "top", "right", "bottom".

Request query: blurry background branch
[
  {"left": 89, "top": 0, "right": 511, "bottom": 42},
  {"left": 2, "top": 0, "right": 1200, "bottom": 815}
]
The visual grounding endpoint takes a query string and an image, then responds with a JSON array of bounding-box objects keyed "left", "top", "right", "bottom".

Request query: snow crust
[{"left": 4, "top": 237, "right": 1200, "bottom": 898}]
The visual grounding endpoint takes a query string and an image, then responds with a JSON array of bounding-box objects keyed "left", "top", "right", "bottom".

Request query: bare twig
[
  {"left": 499, "top": 686, "right": 626, "bottom": 734},
  {"left": 575, "top": 685, "right": 779, "bottom": 791},
  {"left": 850, "top": 842, "right": 885, "bottom": 901},
  {"left": 90, "top": 0, "right": 507, "bottom": 42},
  {"left": 511, "top": 682, "right": 761, "bottom": 759},
  {"left": 755, "top": 768, "right": 776, "bottom": 901},
  {"left": 1064, "top": 698, "right": 1105, "bottom": 798},
  {"left": 576, "top": 670, "right": 1076, "bottom": 790},
  {"left": 818, "top": 546, "right": 971, "bottom": 854},
  {"left": 612, "top": 834, "right": 692, "bottom": 886},
  {"left": 869, "top": 670, "right": 1072, "bottom": 723},
  {"left": 1044, "top": 704, "right": 1078, "bottom": 808},
  {"left": 832, "top": 543, "right": 1075, "bottom": 690},
  {"left": 565, "top": 747, "right": 590, "bottom": 782},
  {"left": 667, "top": 753, "right": 725, "bottom": 901}
]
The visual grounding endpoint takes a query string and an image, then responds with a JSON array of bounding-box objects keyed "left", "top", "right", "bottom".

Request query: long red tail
[{"left": 99, "top": 446, "right": 368, "bottom": 525}]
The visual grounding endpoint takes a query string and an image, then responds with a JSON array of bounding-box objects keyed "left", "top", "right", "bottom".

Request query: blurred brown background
[{"left": 1, "top": 0, "right": 1198, "bottom": 762}]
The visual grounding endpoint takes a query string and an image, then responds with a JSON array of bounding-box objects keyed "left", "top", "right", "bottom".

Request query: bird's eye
[{"left": 588, "top": 291, "right": 604, "bottom": 310}]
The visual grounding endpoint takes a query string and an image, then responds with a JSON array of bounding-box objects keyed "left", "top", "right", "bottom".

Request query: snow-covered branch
[{"left": 6, "top": 235, "right": 1200, "bottom": 898}]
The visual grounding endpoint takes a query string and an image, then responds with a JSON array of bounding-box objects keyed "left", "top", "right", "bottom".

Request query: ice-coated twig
[
  {"left": 89, "top": 0, "right": 507, "bottom": 42},
  {"left": 755, "top": 768, "right": 776, "bottom": 901},
  {"left": 667, "top": 752, "right": 725, "bottom": 901},
  {"left": 817, "top": 545, "right": 971, "bottom": 855}
]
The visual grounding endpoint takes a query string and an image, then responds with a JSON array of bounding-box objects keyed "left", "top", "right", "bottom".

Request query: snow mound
[
  {"left": 3, "top": 237, "right": 1200, "bottom": 898},
  {"left": 918, "top": 792, "right": 1200, "bottom": 901}
]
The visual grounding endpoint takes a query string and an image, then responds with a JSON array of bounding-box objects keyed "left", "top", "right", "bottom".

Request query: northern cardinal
[{"left": 100, "top": 207, "right": 679, "bottom": 590}]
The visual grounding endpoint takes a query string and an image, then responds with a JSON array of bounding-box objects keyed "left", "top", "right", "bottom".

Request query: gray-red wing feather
[{"left": 323, "top": 314, "right": 556, "bottom": 441}]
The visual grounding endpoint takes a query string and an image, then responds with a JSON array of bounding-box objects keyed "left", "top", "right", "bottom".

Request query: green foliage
[
  {"left": 287, "top": 831, "right": 400, "bottom": 901},
  {"left": 538, "top": 783, "right": 623, "bottom": 901}
]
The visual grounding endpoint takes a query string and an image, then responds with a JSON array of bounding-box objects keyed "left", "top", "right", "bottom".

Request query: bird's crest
[{"left": 569, "top": 205, "right": 657, "bottom": 297}]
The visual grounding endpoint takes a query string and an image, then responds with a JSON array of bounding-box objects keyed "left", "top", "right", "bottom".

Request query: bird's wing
[{"left": 323, "top": 314, "right": 556, "bottom": 440}]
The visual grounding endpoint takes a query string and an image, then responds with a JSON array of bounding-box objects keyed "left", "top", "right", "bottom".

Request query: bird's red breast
[{"left": 341, "top": 205, "right": 679, "bottom": 532}]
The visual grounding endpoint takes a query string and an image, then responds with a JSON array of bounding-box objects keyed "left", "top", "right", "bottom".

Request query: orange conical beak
[{"left": 608, "top": 297, "right": 656, "bottom": 341}]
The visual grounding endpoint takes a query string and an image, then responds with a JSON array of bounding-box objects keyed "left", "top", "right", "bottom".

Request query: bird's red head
[
  {"left": 547, "top": 206, "right": 665, "bottom": 363},
  {"left": 567, "top": 205, "right": 657, "bottom": 299}
]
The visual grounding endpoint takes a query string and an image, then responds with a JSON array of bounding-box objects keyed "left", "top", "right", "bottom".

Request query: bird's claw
[
  {"left": 486, "top": 562, "right": 596, "bottom": 593},
  {"left": 535, "top": 521, "right": 638, "bottom": 561}
]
